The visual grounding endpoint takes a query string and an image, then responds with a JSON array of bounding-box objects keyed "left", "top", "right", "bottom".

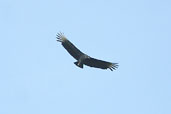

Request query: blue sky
[{"left": 0, "top": 0, "right": 171, "bottom": 114}]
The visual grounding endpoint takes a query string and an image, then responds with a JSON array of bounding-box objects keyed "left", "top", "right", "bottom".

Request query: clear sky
[{"left": 0, "top": 0, "right": 171, "bottom": 114}]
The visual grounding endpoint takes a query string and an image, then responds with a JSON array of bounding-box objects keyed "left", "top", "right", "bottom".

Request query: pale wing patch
[
  {"left": 56, "top": 32, "right": 67, "bottom": 42},
  {"left": 108, "top": 63, "right": 119, "bottom": 71}
]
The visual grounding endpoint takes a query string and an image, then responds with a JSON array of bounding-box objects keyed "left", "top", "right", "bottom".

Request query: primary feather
[
  {"left": 84, "top": 58, "right": 118, "bottom": 71},
  {"left": 56, "top": 32, "right": 118, "bottom": 71},
  {"left": 56, "top": 32, "right": 83, "bottom": 60}
]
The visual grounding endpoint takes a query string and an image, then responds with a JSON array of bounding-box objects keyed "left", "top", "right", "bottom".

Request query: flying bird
[{"left": 56, "top": 32, "right": 118, "bottom": 71}]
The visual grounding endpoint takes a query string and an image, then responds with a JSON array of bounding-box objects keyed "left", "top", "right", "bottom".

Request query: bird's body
[{"left": 56, "top": 32, "right": 118, "bottom": 71}]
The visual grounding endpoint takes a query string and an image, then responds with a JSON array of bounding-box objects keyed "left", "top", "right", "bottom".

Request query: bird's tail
[{"left": 74, "top": 61, "right": 83, "bottom": 68}]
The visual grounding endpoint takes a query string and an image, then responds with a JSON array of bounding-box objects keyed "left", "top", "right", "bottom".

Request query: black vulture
[{"left": 56, "top": 32, "right": 118, "bottom": 71}]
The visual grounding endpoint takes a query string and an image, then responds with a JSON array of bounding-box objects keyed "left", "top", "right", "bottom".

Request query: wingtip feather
[
  {"left": 56, "top": 32, "right": 67, "bottom": 42},
  {"left": 108, "top": 63, "right": 119, "bottom": 71}
]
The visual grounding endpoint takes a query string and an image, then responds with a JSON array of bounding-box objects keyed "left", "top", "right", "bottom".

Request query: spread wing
[
  {"left": 56, "top": 33, "right": 84, "bottom": 60},
  {"left": 84, "top": 57, "right": 118, "bottom": 71}
]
